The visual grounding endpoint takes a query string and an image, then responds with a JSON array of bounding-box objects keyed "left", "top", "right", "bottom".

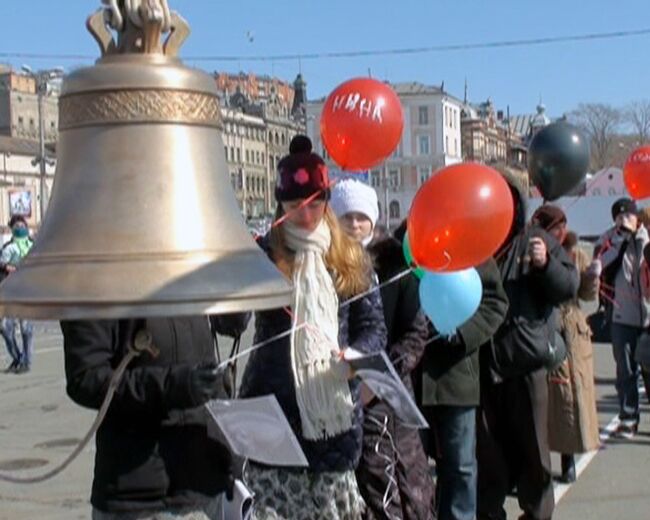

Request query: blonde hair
[{"left": 270, "top": 205, "right": 372, "bottom": 298}]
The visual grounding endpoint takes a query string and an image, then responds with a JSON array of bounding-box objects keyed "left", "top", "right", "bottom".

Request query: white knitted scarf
[{"left": 283, "top": 220, "right": 354, "bottom": 440}]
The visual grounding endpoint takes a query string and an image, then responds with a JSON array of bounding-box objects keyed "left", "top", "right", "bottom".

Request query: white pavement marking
[
  {"left": 553, "top": 413, "right": 620, "bottom": 503},
  {"left": 553, "top": 382, "right": 650, "bottom": 504},
  {"left": 36, "top": 346, "right": 62, "bottom": 355}
]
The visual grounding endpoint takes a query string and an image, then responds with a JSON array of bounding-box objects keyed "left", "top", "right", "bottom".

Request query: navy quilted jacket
[{"left": 239, "top": 237, "right": 387, "bottom": 472}]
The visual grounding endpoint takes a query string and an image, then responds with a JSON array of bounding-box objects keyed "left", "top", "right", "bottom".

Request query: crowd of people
[{"left": 3, "top": 136, "right": 649, "bottom": 520}]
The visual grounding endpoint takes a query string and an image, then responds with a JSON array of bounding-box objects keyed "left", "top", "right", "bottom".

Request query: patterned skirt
[
  {"left": 91, "top": 494, "right": 224, "bottom": 520},
  {"left": 246, "top": 464, "right": 365, "bottom": 520}
]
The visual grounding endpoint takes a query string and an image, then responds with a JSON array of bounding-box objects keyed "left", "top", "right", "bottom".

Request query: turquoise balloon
[
  {"left": 402, "top": 235, "right": 425, "bottom": 279},
  {"left": 419, "top": 268, "right": 482, "bottom": 335}
]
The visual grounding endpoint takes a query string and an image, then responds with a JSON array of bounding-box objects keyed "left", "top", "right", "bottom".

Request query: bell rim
[{"left": 0, "top": 292, "right": 291, "bottom": 321}]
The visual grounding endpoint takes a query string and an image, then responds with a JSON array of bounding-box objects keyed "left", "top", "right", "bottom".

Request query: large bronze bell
[{"left": 0, "top": 1, "right": 291, "bottom": 319}]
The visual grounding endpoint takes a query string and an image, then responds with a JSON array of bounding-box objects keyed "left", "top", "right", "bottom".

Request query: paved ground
[{"left": 0, "top": 324, "right": 649, "bottom": 519}]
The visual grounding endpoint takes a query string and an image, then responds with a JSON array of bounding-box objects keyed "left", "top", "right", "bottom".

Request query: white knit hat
[{"left": 330, "top": 178, "right": 379, "bottom": 229}]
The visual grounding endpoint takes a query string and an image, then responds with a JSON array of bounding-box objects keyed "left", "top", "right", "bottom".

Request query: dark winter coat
[
  {"left": 61, "top": 317, "right": 232, "bottom": 514},
  {"left": 357, "top": 236, "right": 435, "bottom": 520},
  {"left": 421, "top": 258, "right": 509, "bottom": 407},
  {"left": 487, "top": 226, "right": 579, "bottom": 380},
  {"left": 238, "top": 236, "right": 388, "bottom": 473}
]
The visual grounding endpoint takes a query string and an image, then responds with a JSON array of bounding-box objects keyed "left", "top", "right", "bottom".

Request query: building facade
[
  {"left": 0, "top": 136, "right": 56, "bottom": 231},
  {"left": 306, "top": 81, "right": 464, "bottom": 228},
  {"left": 0, "top": 70, "right": 59, "bottom": 143},
  {"left": 217, "top": 71, "right": 307, "bottom": 218},
  {"left": 461, "top": 99, "right": 509, "bottom": 163}
]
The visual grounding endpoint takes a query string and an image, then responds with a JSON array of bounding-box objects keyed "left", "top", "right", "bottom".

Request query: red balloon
[
  {"left": 624, "top": 145, "right": 650, "bottom": 200},
  {"left": 320, "top": 78, "right": 403, "bottom": 171},
  {"left": 407, "top": 163, "right": 514, "bottom": 272}
]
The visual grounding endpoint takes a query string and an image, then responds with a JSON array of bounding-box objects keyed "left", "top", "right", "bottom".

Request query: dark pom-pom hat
[{"left": 275, "top": 135, "right": 330, "bottom": 202}]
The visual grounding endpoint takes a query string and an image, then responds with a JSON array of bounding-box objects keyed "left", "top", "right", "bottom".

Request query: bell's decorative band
[{"left": 59, "top": 89, "right": 222, "bottom": 130}]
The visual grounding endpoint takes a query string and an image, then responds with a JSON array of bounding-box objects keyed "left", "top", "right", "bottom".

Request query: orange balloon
[
  {"left": 320, "top": 78, "right": 403, "bottom": 171},
  {"left": 407, "top": 163, "right": 514, "bottom": 272},
  {"left": 624, "top": 145, "right": 650, "bottom": 200}
]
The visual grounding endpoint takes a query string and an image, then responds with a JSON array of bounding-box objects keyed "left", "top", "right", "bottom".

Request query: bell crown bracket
[{"left": 87, "top": 0, "right": 190, "bottom": 58}]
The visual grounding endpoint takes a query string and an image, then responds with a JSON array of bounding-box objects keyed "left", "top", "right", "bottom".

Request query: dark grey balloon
[{"left": 527, "top": 122, "right": 590, "bottom": 201}]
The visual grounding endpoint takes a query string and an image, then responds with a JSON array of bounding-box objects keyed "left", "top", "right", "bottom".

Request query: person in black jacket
[
  {"left": 476, "top": 177, "right": 579, "bottom": 520},
  {"left": 420, "top": 255, "right": 508, "bottom": 520},
  {"left": 61, "top": 317, "right": 237, "bottom": 520}
]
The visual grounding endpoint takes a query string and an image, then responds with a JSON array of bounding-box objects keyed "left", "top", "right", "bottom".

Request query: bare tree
[
  {"left": 569, "top": 103, "right": 622, "bottom": 170},
  {"left": 626, "top": 100, "right": 650, "bottom": 144}
]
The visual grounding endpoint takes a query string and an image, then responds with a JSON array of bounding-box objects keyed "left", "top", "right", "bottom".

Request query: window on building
[
  {"left": 231, "top": 173, "right": 237, "bottom": 190},
  {"left": 389, "top": 168, "right": 400, "bottom": 188},
  {"left": 237, "top": 170, "right": 243, "bottom": 190},
  {"left": 269, "top": 154, "right": 274, "bottom": 169},
  {"left": 418, "top": 166, "right": 431, "bottom": 186},
  {"left": 281, "top": 134, "right": 286, "bottom": 146},
  {"left": 445, "top": 135, "right": 449, "bottom": 154},
  {"left": 418, "top": 106, "right": 428, "bottom": 125},
  {"left": 418, "top": 135, "right": 430, "bottom": 156},
  {"left": 389, "top": 200, "right": 400, "bottom": 219},
  {"left": 224, "top": 145, "right": 228, "bottom": 158},
  {"left": 371, "top": 170, "right": 381, "bottom": 188},
  {"left": 18, "top": 116, "right": 23, "bottom": 125},
  {"left": 268, "top": 131, "right": 273, "bottom": 142},
  {"left": 256, "top": 151, "right": 261, "bottom": 164},
  {"left": 29, "top": 118, "right": 35, "bottom": 127},
  {"left": 236, "top": 149, "right": 241, "bottom": 163},
  {"left": 608, "top": 187, "right": 617, "bottom": 196},
  {"left": 275, "top": 132, "right": 279, "bottom": 145},
  {"left": 454, "top": 138, "right": 458, "bottom": 156},
  {"left": 230, "top": 147, "right": 235, "bottom": 161},
  {"left": 245, "top": 150, "right": 250, "bottom": 163},
  {"left": 592, "top": 188, "right": 601, "bottom": 196}
]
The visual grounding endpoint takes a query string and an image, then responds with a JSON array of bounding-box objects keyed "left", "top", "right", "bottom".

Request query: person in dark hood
[{"left": 476, "top": 175, "right": 579, "bottom": 520}]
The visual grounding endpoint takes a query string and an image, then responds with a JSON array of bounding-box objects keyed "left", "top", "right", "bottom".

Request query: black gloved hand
[{"left": 189, "top": 362, "right": 228, "bottom": 405}]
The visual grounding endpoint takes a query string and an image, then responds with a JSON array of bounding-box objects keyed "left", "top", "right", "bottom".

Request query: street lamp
[{"left": 20, "top": 65, "right": 64, "bottom": 223}]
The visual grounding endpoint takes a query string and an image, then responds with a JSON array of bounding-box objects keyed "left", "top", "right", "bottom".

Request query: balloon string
[
  {"left": 409, "top": 250, "right": 452, "bottom": 274},
  {"left": 367, "top": 414, "right": 401, "bottom": 520},
  {"left": 271, "top": 179, "right": 339, "bottom": 228},
  {"left": 598, "top": 289, "right": 621, "bottom": 309},
  {"left": 342, "top": 268, "right": 413, "bottom": 307},
  {"left": 600, "top": 281, "right": 643, "bottom": 305},
  {"left": 218, "top": 268, "right": 439, "bottom": 370}
]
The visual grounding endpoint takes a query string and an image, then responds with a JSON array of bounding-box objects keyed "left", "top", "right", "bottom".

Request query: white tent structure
[{"left": 527, "top": 195, "right": 650, "bottom": 240}]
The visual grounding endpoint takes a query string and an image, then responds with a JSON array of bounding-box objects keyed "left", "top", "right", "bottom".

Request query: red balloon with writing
[
  {"left": 623, "top": 145, "right": 650, "bottom": 200},
  {"left": 320, "top": 78, "right": 403, "bottom": 171},
  {"left": 407, "top": 163, "right": 514, "bottom": 272}
]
